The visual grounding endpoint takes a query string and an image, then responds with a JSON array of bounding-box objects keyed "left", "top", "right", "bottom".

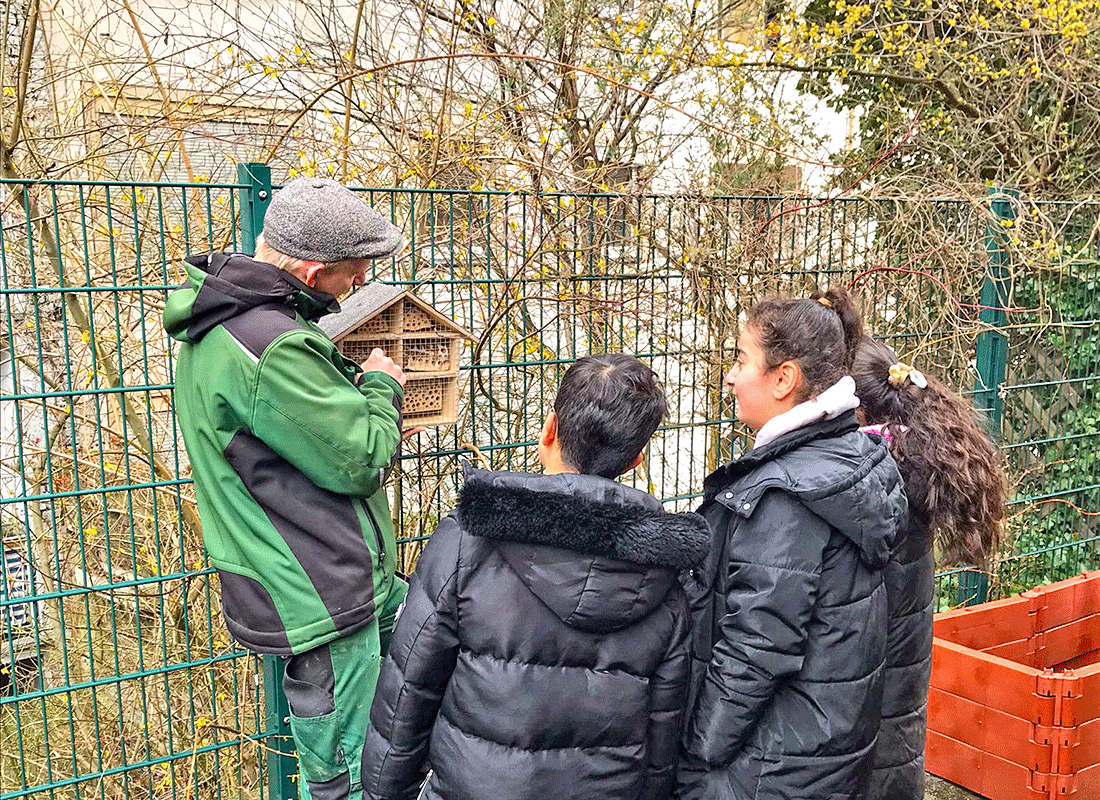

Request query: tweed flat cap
[{"left": 261, "top": 177, "right": 404, "bottom": 262}]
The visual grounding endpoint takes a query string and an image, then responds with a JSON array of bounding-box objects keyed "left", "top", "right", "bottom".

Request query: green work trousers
[{"left": 282, "top": 577, "right": 408, "bottom": 800}]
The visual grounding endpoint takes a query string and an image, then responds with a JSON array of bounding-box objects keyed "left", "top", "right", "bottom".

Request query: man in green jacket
[{"left": 164, "top": 177, "right": 409, "bottom": 800}]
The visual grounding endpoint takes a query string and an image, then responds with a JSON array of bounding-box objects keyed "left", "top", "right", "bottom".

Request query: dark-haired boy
[{"left": 361, "top": 354, "right": 710, "bottom": 800}]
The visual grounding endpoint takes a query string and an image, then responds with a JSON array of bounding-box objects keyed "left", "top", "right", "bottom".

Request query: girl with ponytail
[
  {"left": 678, "top": 289, "right": 907, "bottom": 800},
  {"left": 854, "top": 337, "right": 1006, "bottom": 800}
]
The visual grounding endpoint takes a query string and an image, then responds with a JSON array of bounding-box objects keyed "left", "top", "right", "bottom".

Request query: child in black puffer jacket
[
  {"left": 364, "top": 354, "right": 710, "bottom": 800},
  {"left": 678, "top": 289, "right": 906, "bottom": 800},
  {"left": 853, "top": 336, "right": 1006, "bottom": 800}
]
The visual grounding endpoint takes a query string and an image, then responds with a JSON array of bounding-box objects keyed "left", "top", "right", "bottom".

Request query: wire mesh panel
[
  {"left": 356, "top": 190, "right": 747, "bottom": 566},
  {"left": 351, "top": 188, "right": 1099, "bottom": 609},
  {"left": 402, "top": 338, "right": 454, "bottom": 373},
  {"left": 338, "top": 336, "right": 401, "bottom": 366},
  {"left": 402, "top": 377, "right": 450, "bottom": 418},
  {"left": 400, "top": 302, "right": 437, "bottom": 333},
  {"left": 358, "top": 306, "right": 400, "bottom": 336},
  {"left": 993, "top": 200, "right": 1100, "bottom": 598},
  {"left": 0, "top": 179, "right": 270, "bottom": 800}
]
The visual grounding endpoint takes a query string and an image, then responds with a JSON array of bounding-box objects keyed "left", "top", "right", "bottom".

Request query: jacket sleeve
[
  {"left": 681, "top": 490, "right": 831, "bottom": 768},
  {"left": 643, "top": 588, "right": 693, "bottom": 800},
  {"left": 249, "top": 330, "right": 402, "bottom": 497},
  {"left": 363, "top": 515, "right": 462, "bottom": 800}
]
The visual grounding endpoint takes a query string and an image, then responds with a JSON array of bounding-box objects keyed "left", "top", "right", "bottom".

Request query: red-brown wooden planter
[{"left": 926, "top": 570, "right": 1100, "bottom": 799}]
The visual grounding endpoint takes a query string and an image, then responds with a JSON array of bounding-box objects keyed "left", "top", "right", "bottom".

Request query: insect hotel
[{"left": 318, "top": 285, "right": 474, "bottom": 427}]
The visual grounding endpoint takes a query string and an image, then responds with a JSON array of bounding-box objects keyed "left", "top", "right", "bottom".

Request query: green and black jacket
[{"left": 164, "top": 252, "right": 403, "bottom": 655}]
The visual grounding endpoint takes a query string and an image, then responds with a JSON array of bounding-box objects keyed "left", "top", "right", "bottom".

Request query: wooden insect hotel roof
[
  {"left": 318, "top": 285, "right": 473, "bottom": 342},
  {"left": 318, "top": 285, "right": 474, "bottom": 427}
]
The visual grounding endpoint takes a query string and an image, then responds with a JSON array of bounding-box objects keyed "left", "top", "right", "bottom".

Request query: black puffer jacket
[
  {"left": 678, "top": 413, "right": 906, "bottom": 800},
  {"left": 868, "top": 510, "right": 934, "bottom": 800},
  {"left": 363, "top": 467, "right": 710, "bottom": 800}
]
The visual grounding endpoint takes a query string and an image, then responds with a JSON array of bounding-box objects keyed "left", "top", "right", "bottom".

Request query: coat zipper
[{"left": 361, "top": 499, "right": 387, "bottom": 568}]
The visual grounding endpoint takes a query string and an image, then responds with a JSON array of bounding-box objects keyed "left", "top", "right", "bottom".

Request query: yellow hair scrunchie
[{"left": 888, "top": 361, "right": 928, "bottom": 389}]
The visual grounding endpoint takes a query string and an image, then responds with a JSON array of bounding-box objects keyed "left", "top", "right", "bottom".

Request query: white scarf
[{"left": 752, "top": 376, "right": 860, "bottom": 450}]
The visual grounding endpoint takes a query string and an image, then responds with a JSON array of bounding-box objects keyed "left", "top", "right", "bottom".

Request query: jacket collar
[
  {"left": 184, "top": 251, "right": 340, "bottom": 324},
  {"left": 701, "top": 410, "right": 899, "bottom": 570},
  {"left": 703, "top": 410, "right": 861, "bottom": 503},
  {"left": 753, "top": 376, "right": 860, "bottom": 450},
  {"left": 455, "top": 465, "right": 709, "bottom": 570},
  {"left": 279, "top": 267, "right": 342, "bottom": 321}
]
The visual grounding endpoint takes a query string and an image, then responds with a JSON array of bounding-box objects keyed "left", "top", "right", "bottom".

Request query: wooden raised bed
[{"left": 927, "top": 570, "right": 1100, "bottom": 799}]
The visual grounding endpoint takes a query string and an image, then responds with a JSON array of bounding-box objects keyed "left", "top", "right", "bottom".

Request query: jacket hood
[
  {"left": 704, "top": 412, "right": 904, "bottom": 570},
  {"left": 163, "top": 252, "right": 340, "bottom": 344},
  {"left": 456, "top": 466, "right": 709, "bottom": 633}
]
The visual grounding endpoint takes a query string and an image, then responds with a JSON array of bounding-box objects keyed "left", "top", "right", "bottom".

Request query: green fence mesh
[{"left": 1, "top": 174, "right": 1097, "bottom": 799}]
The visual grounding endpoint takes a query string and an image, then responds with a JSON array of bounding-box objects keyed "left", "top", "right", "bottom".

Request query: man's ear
[
  {"left": 619, "top": 451, "right": 644, "bottom": 475},
  {"left": 302, "top": 263, "right": 325, "bottom": 287},
  {"left": 772, "top": 360, "right": 802, "bottom": 402},
  {"left": 539, "top": 411, "right": 558, "bottom": 448}
]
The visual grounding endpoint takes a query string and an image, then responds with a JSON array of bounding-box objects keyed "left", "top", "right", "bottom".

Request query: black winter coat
[
  {"left": 362, "top": 467, "right": 711, "bottom": 800},
  {"left": 867, "top": 510, "right": 934, "bottom": 800},
  {"left": 677, "top": 413, "right": 906, "bottom": 800}
]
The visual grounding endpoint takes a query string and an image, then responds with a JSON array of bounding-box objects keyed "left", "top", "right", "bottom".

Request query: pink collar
[{"left": 859, "top": 423, "right": 907, "bottom": 443}]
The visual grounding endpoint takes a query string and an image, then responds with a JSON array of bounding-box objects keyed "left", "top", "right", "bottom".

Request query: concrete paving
[{"left": 924, "top": 774, "right": 984, "bottom": 799}]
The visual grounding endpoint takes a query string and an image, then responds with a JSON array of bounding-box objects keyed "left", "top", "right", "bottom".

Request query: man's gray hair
[{"left": 253, "top": 232, "right": 317, "bottom": 272}]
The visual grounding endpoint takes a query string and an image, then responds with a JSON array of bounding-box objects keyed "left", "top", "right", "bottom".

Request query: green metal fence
[
  {"left": 1, "top": 175, "right": 266, "bottom": 800},
  {"left": 1, "top": 167, "right": 1097, "bottom": 799}
]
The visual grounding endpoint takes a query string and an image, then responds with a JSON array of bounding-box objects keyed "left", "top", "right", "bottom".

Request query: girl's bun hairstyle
[
  {"left": 811, "top": 288, "right": 863, "bottom": 373},
  {"left": 853, "top": 336, "right": 1007, "bottom": 564},
  {"left": 746, "top": 287, "right": 863, "bottom": 400}
]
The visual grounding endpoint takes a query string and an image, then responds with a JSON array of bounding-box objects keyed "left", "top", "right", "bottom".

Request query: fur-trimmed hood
[{"left": 455, "top": 466, "right": 709, "bottom": 633}]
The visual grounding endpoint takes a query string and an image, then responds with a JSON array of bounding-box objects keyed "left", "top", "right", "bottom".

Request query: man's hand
[{"left": 361, "top": 347, "right": 406, "bottom": 387}]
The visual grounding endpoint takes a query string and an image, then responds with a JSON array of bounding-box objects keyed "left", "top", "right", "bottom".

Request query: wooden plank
[
  {"left": 1067, "top": 718, "right": 1099, "bottom": 773},
  {"left": 1025, "top": 339, "right": 1083, "bottom": 417},
  {"left": 1038, "top": 616, "right": 1100, "bottom": 669},
  {"left": 1033, "top": 572, "right": 1100, "bottom": 632},
  {"left": 0, "top": 634, "right": 40, "bottom": 668},
  {"left": 935, "top": 594, "right": 1035, "bottom": 650},
  {"left": 984, "top": 638, "right": 1039, "bottom": 667},
  {"left": 1055, "top": 647, "right": 1100, "bottom": 671},
  {"left": 1075, "top": 762, "right": 1100, "bottom": 797},
  {"left": 1077, "top": 669, "right": 1100, "bottom": 726}
]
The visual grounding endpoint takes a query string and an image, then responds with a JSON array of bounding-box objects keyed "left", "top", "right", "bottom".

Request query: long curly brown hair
[{"left": 853, "top": 337, "right": 1007, "bottom": 565}]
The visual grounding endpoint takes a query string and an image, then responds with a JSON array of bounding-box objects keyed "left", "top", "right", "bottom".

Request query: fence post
[
  {"left": 959, "top": 187, "right": 1017, "bottom": 607},
  {"left": 237, "top": 162, "right": 296, "bottom": 799},
  {"left": 973, "top": 187, "right": 1015, "bottom": 432},
  {"left": 239, "top": 162, "right": 272, "bottom": 253},
  {"left": 262, "top": 651, "right": 297, "bottom": 800}
]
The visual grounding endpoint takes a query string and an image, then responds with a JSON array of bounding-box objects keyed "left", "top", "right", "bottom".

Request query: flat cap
[{"left": 261, "top": 177, "right": 404, "bottom": 262}]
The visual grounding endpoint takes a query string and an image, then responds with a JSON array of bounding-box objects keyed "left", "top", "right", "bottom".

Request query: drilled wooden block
[
  {"left": 402, "top": 302, "right": 434, "bottom": 332},
  {"left": 404, "top": 378, "right": 447, "bottom": 415}
]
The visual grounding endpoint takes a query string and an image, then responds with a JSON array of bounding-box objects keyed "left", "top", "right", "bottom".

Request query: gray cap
[{"left": 261, "top": 177, "right": 404, "bottom": 263}]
